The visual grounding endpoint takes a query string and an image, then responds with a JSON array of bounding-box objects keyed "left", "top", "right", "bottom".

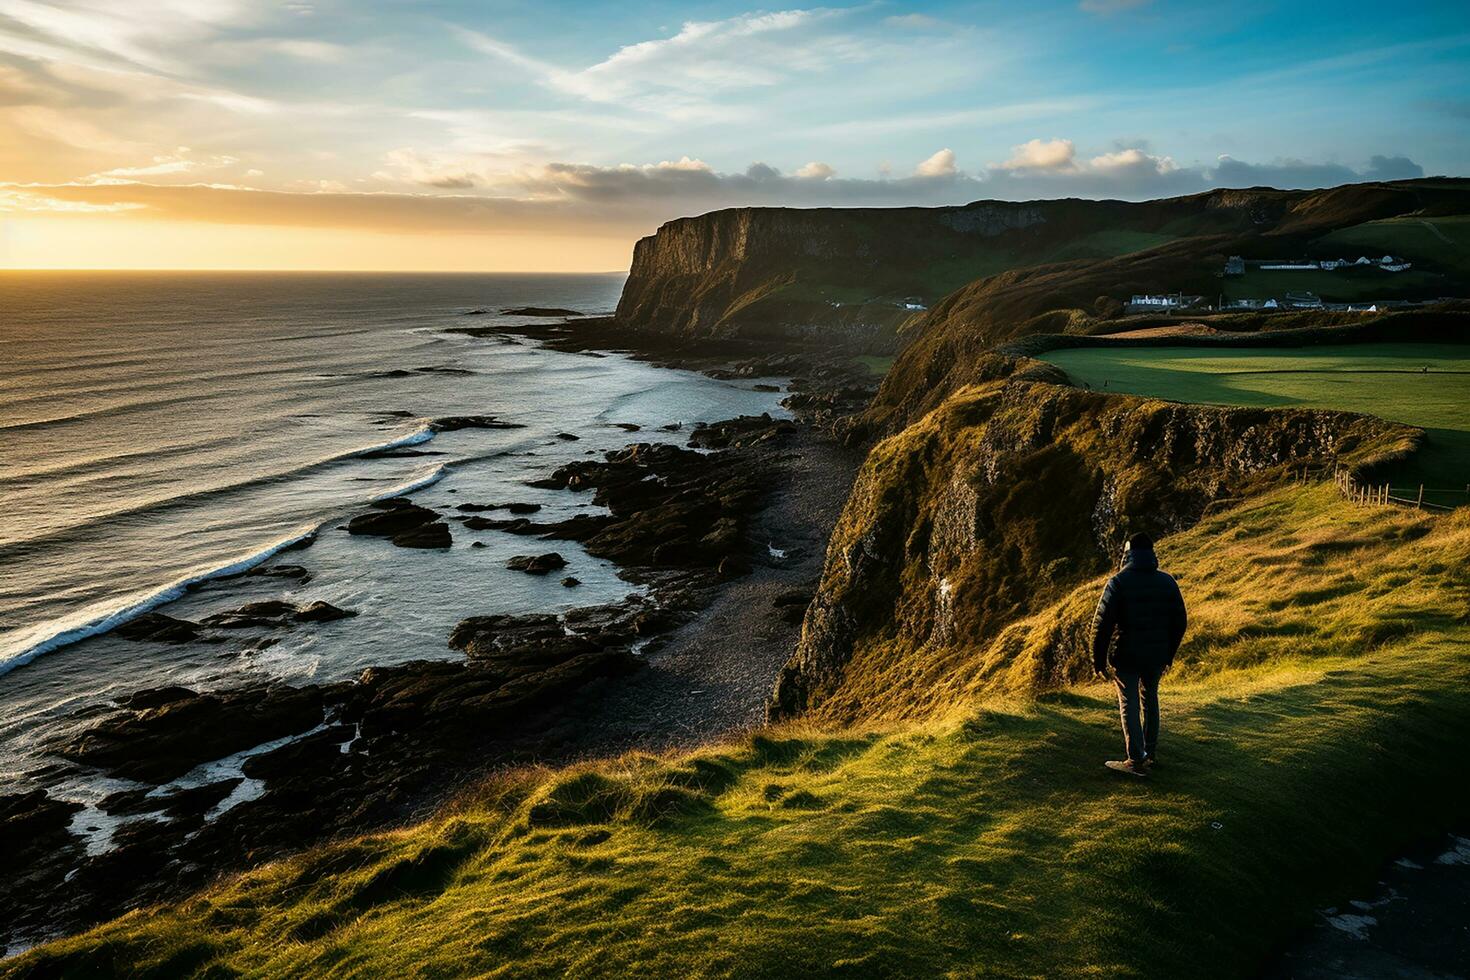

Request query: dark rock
[
  {"left": 501, "top": 307, "right": 585, "bottom": 317},
  {"left": 296, "top": 601, "right": 356, "bottom": 623},
  {"left": 0, "top": 789, "right": 82, "bottom": 842},
  {"left": 200, "top": 600, "right": 299, "bottom": 630},
  {"left": 686, "top": 413, "right": 793, "bottom": 450},
  {"left": 754, "top": 383, "right": 782, "bottom": 392},
  {"left": 557, "top": 432, "right": 581, "bottom": 441},
  {"left": 114, "top": 613, "right": 202, "bottom": 643},
  {"left": 102, "top": 779, "right": 243, "bottom": 819},
  {"left": 430, "top": 416, "right": 525, "bottom": 432},
  {"left": 471, "top": 541, "right": 487, "bottom": 549},
  {"left": 456, "top": 501, "right": 541, "bottom": 514},
  {"left": 718, "top": 555, "right": 752, "bottom": 578},
  {"left": 614, "top": 423, "right": 642, "bottom": 432},
  {"left": 247, "top": 564, "right": 311, "bottom": 582},
  {"left": 347, "top": 503, "right": 440, "bottom": 536},
  {"left": 507, "top": 553, "right": 568, "bottom": 575},
  {"left": 561, "top": 577, "right": 581, "bottom": 588},
  {"left": 392, "top": 521, "right": 452, "bottom": 549},
  {"left": 118, "top": 686, "right": 197, "bottom": 710},
  {"left": 241, "top": 726, "right": 355, "bottom": 781},
  {"left": 57, "top": 685, "right": 325, "bottom": 784}
]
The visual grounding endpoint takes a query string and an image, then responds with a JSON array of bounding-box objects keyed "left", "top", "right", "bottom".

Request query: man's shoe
[
  {"left": 1104, "top": 760, "right": 1149, "bottom": 777},
  {"left": 1144, "top": 754, "right": 1158, "bottom": 768}
]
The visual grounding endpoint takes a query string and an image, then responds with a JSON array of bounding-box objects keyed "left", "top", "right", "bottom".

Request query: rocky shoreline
[{"left": 0, "top": 323, "right": 874, "bottom": 954}]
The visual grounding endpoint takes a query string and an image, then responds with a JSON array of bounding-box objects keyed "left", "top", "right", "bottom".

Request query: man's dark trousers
[{"left": 1114, "top": 667, "right": 1162, "bottom": 764}]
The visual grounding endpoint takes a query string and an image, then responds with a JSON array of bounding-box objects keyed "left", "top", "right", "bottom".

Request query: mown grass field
[
  {"left": 1040, "top": 343, "right": 1470, "bottom": 507},
  {"left": 12, "top": 488, "right": 1470, "bottom": 978}
]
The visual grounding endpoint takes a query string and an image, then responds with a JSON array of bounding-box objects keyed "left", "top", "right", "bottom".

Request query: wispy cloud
[{"left": 2, "top": 144, "right": 1429, "bottom": 241}]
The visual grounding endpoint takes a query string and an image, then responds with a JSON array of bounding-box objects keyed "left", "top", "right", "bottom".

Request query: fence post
[{"left": 1417, "top": 485, "right": 1425, "bottom": 510}]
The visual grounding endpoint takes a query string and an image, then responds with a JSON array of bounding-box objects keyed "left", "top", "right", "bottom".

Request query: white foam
[
  {"left": 0, "top": 424, "right": 440, "bottom": 677},
  {"left": 0, "top": 527, "right": 320, "bottom": 677},
  {"left": 370, "top": 463, "right": 448, "bottom": 501},
  {"left": 357, "top": 425, "right": 435, "bottom": 456}
]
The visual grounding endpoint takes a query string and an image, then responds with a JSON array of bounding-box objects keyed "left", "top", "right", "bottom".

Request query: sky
[{"left": 0, "top": 0, "right": 1467, "bottom": 271}]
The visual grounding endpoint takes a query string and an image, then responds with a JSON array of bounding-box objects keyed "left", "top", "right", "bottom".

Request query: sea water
[{"left": 0, "top": 271, "right": 787, "bottom": 799}]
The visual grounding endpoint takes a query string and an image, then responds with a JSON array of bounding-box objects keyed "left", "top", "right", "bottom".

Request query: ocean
[{"left": 0, "top": 271, "right": 786, "bottom": 816}]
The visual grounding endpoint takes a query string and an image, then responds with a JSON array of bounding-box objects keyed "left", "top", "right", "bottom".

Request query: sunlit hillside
[{"left": 14, "top": 486, "right": 1468, "bottom": 978}]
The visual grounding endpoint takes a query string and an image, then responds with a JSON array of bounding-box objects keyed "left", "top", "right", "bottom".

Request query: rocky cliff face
[
  {"left": 769, "top": 370, "right": 1418, "bottom": 723},
  {"left": 614, "top": 204, "right": 1055, "bottom": 352},
  {"left": 613, "top": 181, "right": 1468, "bottom": 360}
]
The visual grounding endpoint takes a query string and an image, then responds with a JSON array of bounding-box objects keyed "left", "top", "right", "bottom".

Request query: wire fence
[{"left": 1317, "top": 466, "right": 1462, "bottom": 514}]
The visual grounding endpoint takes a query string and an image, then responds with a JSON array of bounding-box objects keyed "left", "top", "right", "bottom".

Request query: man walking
[{"left": 1091, "top": 532, "right": 1188, "bottom": 777}]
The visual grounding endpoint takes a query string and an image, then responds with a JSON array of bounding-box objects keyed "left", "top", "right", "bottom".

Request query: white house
[
  {"left": 1129, "top": 294, "right": 1182, "bottom": 307},
  {"left": 1318, "top": 258, "right": 1348, "bottom": 270}
]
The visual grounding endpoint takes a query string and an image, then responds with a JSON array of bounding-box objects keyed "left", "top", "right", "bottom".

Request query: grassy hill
[
  {"left": 12, "top": 486, "right": 1470, "bottom": 978},
  {"left": 614, "top": 180, "right": 1470, "bottom": 357},
  {"left": 1038, "top": 343, "right": 1470, "bottom": 508},
  {"left": 14, "top": 181, "right": 1470, "bottom": 978},
  {"left": 1315, "top": 215, "right": 1470, "bottom": 277}
]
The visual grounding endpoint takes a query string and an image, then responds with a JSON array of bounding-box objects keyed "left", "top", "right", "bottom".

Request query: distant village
[{"left": 1127, "top": 254, "right": 1420, "bottom": 314}]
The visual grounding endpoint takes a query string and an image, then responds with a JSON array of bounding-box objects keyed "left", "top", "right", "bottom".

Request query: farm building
[
  {"left": 1127, "top": 294, "right": 1204, "bottom": 312},
  {"left": 1224, "top": 255, "right": 1245, "bottom": 276}
]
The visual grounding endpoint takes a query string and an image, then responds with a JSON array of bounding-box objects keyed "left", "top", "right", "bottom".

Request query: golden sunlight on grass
[{"left": 12, "top": 486, "right": 1469, "bottom": 978}]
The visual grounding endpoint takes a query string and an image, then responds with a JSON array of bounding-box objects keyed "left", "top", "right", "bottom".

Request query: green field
[
  {"left": 1316, "top": 215, "right": 1470, "bottom": 277},
  {"left": 1220, "top": 267, "right": 1445, "bottom": 302},
  {"left": 13, "top": 488, "right": 1470, "bottom": 977},
  {"left": 1040, "top": 343, "right": 1470, "bottom": 507}
]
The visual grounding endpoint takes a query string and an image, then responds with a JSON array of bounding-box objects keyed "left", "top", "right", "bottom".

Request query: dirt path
[
  {"left": 555, "top": 429, "right": 862, "bottom": 759},
  {"left": 1419, "top": 219, "right": 1454, "bottom": 245}
]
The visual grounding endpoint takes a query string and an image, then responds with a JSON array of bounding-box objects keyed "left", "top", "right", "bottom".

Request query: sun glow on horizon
[
  {"left": 0, "top": 1, "right": 1464, "bottom": 270},
  {"left": 0, "top": 216, "right": 634, "bottom": 272}
]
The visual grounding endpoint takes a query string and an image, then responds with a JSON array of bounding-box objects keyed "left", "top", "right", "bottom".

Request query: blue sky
[{"left": 1, "top": 0, "right": 1467, "bottom": 268}]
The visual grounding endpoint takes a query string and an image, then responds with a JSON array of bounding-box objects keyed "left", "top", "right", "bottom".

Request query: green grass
[
  {"left": 1315, "top": 215, "right": 1470, "bottom": 276},
  {"left": 1039, "top": 343, "right": 1470, "bottom": 507},
  {"left": 853, "top": 355, "right": 895, "bottom": 377},
  {"left": 12, "top": 489, "right": 1470, "bottom": 978},
  {"left": 1220, "top": 267, "right": 1445, "bottom": 302},
  {"left": 1045, "top": 229, "right": 1177, "bottom": 263}
]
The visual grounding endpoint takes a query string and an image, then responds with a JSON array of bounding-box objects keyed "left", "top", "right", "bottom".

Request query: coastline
[{"left": 0, "top": 319, "right": 872, "bottom": 955}]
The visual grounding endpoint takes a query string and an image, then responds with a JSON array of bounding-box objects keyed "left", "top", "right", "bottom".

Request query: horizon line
[{"left": 0, "top": 268, "right": 632, "bottom": 275}]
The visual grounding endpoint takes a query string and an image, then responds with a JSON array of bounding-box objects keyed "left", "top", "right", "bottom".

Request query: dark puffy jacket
[{"left": 1090, "top": 542, "right": 1187, "bottom": 674}]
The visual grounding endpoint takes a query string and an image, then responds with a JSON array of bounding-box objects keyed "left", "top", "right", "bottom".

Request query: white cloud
[
  {"left": 1089, "top": 147, "right": 1176, "bottom": 173},
  {"left": 270, "top": 39, "right": 346, "bottom": 61},
  {"left": 915, "top": 148, "right": 957, "bottom": 177},
  {"left": 999, "top": 138, "right": 1076, "bottom": 171},
  {"left": 0, "top": 148, "right": 1429, "bottom": 239},
  {"left": 796, "top": 161, "right": 835, "bottom": 179},
  {"left": 454, "top": 7, "right": 883, "bottom": 124},
  {"left": 0, "top": 0, "right": 257, "bottom": 72},
  {"left": 86, "top": 150, "right": 238, "bottom": 183}
]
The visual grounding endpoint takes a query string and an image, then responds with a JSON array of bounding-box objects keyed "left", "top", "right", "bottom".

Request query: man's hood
[{"left": 1122, "top": 542, "right": 1159, "bottom": 572}]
